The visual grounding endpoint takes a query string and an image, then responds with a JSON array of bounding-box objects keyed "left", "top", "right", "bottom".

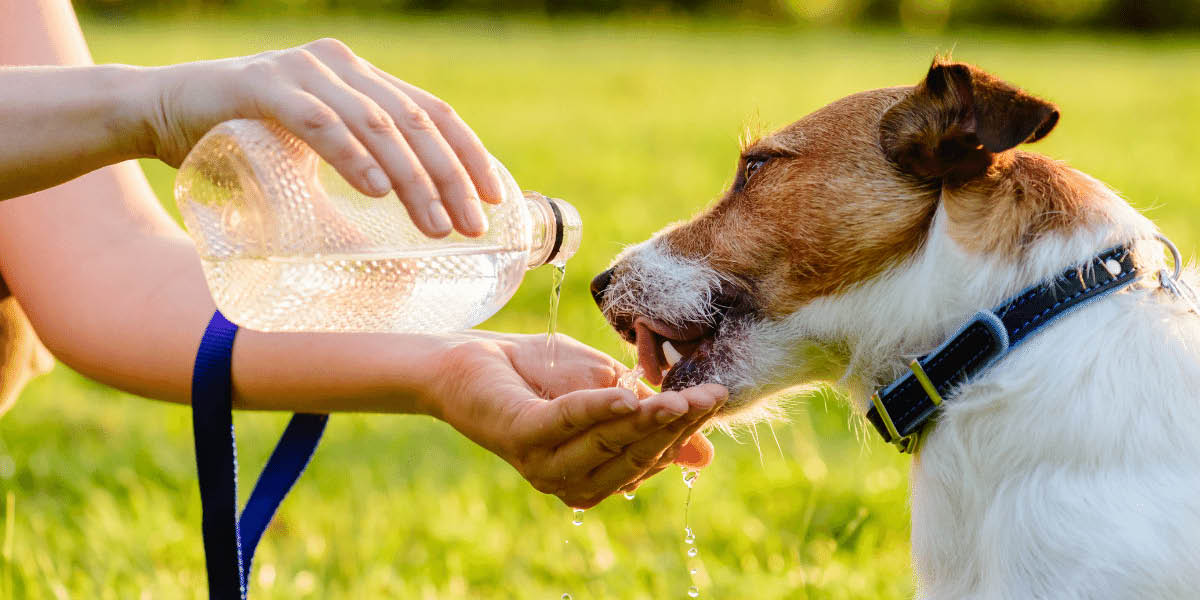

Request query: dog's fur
[
  {"left": 595, "top": 58, "right": 1200, "bottom": 598},
  {"left": 0, "top": 277, "right": 53, "bottom": 417}
]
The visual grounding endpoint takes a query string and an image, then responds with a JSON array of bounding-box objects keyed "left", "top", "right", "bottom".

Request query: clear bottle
[{"left": 174, "top": 119, "right": 581, "bottom": 333}]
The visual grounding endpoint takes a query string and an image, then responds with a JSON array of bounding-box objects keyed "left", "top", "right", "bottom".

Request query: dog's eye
[{"left": 744, "top": 158, "right": 766, "bottom": 181}]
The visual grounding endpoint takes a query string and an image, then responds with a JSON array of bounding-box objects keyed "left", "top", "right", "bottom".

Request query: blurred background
[{"left": 2, "top": 1, "right": 1199, "bottom": 599}]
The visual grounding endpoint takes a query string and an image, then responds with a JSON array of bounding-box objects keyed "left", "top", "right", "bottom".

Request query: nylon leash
[{"left": 191, "top": 310, "right": 328, "bottom": 599}]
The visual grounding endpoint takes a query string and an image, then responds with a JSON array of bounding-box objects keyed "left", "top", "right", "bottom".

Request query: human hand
[
  {"left": 430, "top": 332, "right": 727, "bottom": 508},
  {"left": 137, "top": 38, "right": 502, "bottom": 238}
]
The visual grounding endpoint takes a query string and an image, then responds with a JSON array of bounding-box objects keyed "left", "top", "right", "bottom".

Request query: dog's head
[{"left": 592, "top": 58, "right": 1134, "bottom": 422}]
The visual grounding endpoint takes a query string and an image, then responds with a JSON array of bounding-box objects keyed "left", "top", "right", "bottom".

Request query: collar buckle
[
  {"left": 866, "top": 243, "right": 1140, "bottom": 454},
  {"left": 870, "top": 360, "right": 945, "bottom": 454}
]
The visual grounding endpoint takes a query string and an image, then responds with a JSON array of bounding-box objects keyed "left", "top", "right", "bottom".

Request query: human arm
[
  {"left": 0, "top": 0, "right": 722, "bottom": 504},
  {"left": 0, "top": 4, "right": 498, "bottom": 237}
]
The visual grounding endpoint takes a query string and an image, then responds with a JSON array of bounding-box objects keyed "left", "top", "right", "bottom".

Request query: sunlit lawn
[{"left": 2, "top": 15, "right": 1199, "bottom": 599}]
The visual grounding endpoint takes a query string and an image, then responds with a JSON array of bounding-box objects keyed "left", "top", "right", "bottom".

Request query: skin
[{"left": 0, "top": 0, "right": 721, "bottom": 508}]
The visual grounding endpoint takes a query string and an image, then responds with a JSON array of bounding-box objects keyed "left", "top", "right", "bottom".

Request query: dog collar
[{"left": 866, "top": 244, "right": 1140, "bottom": 453}]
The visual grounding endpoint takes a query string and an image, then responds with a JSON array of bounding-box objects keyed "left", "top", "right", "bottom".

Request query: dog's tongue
[
  {"left": 633, "top": 319, "right": 666, "bottom": 386},
  {"left": 633, "top": 317, "right": 710, "bottom": 386}
]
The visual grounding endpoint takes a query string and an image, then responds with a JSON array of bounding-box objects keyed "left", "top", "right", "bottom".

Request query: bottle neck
[{"left": 523, "top": 192, "right": 581, "bottom": 269}]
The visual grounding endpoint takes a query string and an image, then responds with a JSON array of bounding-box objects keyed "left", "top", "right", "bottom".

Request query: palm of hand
[{"left": 437, "top": 333, "right": 725, "bottom": 508}]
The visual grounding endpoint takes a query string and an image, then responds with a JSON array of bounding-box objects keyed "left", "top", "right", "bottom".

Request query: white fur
[
  {"left": 602, "top": 239, "right": 729, "bottom": 329},
  {"left": 617, "top": 173, "right": 1200, "bottom": 598}
]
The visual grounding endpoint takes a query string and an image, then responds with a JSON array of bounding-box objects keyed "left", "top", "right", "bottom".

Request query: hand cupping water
[{"left": 430, "top": 331, "right": 726, "bottom": 508}]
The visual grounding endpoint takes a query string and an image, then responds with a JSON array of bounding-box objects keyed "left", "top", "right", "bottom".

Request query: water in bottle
[{"left": 174, "top": 119, "right": 581, "bottom": 333}]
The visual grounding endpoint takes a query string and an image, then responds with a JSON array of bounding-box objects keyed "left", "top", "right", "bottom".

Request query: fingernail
[
  {"left": 611, "top": 394, "right": 638, "bottom": 415},
  {"left": 463, "top": 201, "right": 488, "bottom": 236},
  {"left": 488, "top": 166, "right": 505, "bottom": 202},
  {"left": 656, "top": 408, "right": 684, "bottom": 424},
  {"left": 427, "top": 205, "right": 453, "bottom": 235},
  {"left": 366, "top": 167, "right": 390, "bottom": 196}
]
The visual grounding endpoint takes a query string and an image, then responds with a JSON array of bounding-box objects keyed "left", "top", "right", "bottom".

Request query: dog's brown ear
[{"left": 880, "top": 59, "right": 1059, "bottom": 185}]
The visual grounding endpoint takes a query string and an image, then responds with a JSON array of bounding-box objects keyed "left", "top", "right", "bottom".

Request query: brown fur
[
  {"left": 655, "top": 60, "right": 1093, "bottom": 319},
  {"left": 661, "top": 86, "right": 938, "bottom": 318},
  {"left": 0, "top": 279, "right": 54, "bottom": 417},
  {"left": 944, "top": 152, "right": 1109, "bottom": 255}
]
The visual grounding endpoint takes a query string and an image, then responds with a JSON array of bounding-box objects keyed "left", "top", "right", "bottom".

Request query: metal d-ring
[
  {"left": 1156, "top": 233, "right": 1183, "bottom": 281},
  {"left": 1155, "top": 233, "right": 1200, "bottom": 315}
]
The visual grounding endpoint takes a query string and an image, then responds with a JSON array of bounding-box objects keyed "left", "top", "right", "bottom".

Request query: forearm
[
  {"left": 0, "top": 65, "right": 152, "bottom": 200},
  {"left": 0, "top": 161, "right": 456, "bottom": 414}
]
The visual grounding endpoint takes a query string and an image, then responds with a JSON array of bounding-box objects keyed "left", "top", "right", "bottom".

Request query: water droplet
[
  {"left": 562, "top": 594, "right": 573, "bottom": 600},
  {"left": 618, "top": 364, "right": 644, "bottom": 391},
  {"left": 546, "top": 264, "right": 566, "bottom": 368},
  {"left": 687, "top": 585, "right": 700, "bottom": 597},
  {"left": 572, "top": 508, "right": 584, "bottom": 526},
  {"left": 687, "top": 547, "right": 698, "bottom": 557},
  {"left": 682, "top": 469, "right": 698, "bottom": 488},
  {"left": 689, "top": 568, "right": 697, "bottom": 575},
  {"left": 623, "top": 491, "right": 636, "bottom": 500},
  {"left": 684, "top": 527, "right": 695, "bottom": 545}
]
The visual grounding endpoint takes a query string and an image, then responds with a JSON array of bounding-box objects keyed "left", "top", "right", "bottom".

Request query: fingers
[
  {"left": 620, "top": 430, "right": 714, "bottom": 494},
  {"left": 588, "top": 385, "right": 726, "bottom": 494},
  {"left": 532, "top": 387, "right": 641, "bottom": 445},
  {"left": 246, "top": 40, "right": 492, "bottom": 239},
  {"left": 548, "top": 395, "right": 684, "bottom": 477},
  {"left": 261, "top": 88, "right": 387, "bottom": 199},
  {"left": 303, "top": 44, "right": 487, "bottom": 236},
  {"left": 368, "top": 64, "right": 505, "bottom": 204},
  {"left": 547, "top": 385, "right": 725, "bottom": 508},
  {"left": 284, "top": 58, "right": 457, "bottom": 237}
]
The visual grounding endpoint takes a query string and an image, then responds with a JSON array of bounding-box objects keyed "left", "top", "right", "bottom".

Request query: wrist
[
  {"left": 420, "top": 333, "right": 516, "bottom": 456},
  {"left": 100, "top": 64, "right": 162, "bottom": 161}
]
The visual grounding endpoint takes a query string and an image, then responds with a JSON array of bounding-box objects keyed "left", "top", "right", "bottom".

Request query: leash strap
[
  {"left": 866, "top": 245, "right": 1139, "bottom": 452},
  {"left": 192, "top": 311, "right": 328, "bottom": 598}
]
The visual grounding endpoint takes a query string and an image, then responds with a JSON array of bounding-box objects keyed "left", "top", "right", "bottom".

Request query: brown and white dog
[{"left": 592, "top": 59, "right": 1200, "bottom": 598}]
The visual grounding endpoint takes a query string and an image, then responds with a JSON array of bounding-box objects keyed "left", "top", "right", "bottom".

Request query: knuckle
[
  {"left": 627, "top": 448, "right": 660, "bottom": 470},
  {"left": 590, "top": 433, "right": 624, "bottom": 458},
  {"left": 287, "top": 47, "right": 322, "bottom": 68},
  {"left": 401, "top": 107, "right": 437, "bottom": 133},
  {"left": 333, "top": 143, "right": 361, "bottom": 164},
  {"left": 298, "top": 103, "right": 339, "bottom": 132},
  {"left": 362, "top": 107, "right": 395, "bottom": 134},
  {"left": 240, "top": 58, "right": 277, "bottom": 83},
  {"left": 424, "top": 98, "right": 457, "bottom": 121},
  {"left": 557, "top": 402, "right": 583, "bottom": 435},
  {"left": 308, "top": 37, "right": 354, "bottom": 59}
]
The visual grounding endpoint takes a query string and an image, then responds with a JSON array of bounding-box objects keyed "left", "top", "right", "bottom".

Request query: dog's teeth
[{"left": 663, "top": 340, "right": 683, "bottom": 367}]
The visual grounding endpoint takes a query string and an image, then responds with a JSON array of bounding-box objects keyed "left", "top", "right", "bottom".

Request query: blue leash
[{"left": 191, "top": 311, "right": 328, "bottom": 599}]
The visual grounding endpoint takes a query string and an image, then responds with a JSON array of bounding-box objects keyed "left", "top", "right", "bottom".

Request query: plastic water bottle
[{"left": 174, "top": 119, "right": 581, "bottom": 333}]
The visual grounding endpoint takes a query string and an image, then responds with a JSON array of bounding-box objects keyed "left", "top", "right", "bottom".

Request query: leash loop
[{"left": 192, "top": 310, "right": 328, "bottom": 599}]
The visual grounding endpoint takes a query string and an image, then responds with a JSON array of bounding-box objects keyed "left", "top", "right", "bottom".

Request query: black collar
[{"left": 866, "top": 244, "right": 1140, "bottom": 453}]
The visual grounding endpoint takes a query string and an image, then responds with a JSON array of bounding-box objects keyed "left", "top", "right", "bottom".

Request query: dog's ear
[{"left": 880, "top": 59, "right": 1059, "bottom": 185}]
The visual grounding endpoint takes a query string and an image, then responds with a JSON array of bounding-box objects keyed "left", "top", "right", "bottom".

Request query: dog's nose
[{"left": 590, "top": 268, "right": 614, "bottom": 308}]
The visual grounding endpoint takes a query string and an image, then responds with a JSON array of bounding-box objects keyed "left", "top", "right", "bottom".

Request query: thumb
[{"left": 674, "top": 432, "right": 714, "bottom": 469}]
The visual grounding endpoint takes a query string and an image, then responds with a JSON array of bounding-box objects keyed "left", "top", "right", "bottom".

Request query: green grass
[{"left": 3, "top": 15, "right": 1200, "bottom": 599}]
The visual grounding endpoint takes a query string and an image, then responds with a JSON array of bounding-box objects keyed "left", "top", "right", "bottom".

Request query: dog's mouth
[{"left": 632, "top": 317, "right": 716, "bottom": 388}]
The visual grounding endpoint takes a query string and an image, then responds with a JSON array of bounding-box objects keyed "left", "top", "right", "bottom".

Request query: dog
[
  {"left": 591, "top": 58, "right": 1200, "bottom": 599},
  {"left": 0, "top": 276, "right": 53, "bottom": 417}
]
